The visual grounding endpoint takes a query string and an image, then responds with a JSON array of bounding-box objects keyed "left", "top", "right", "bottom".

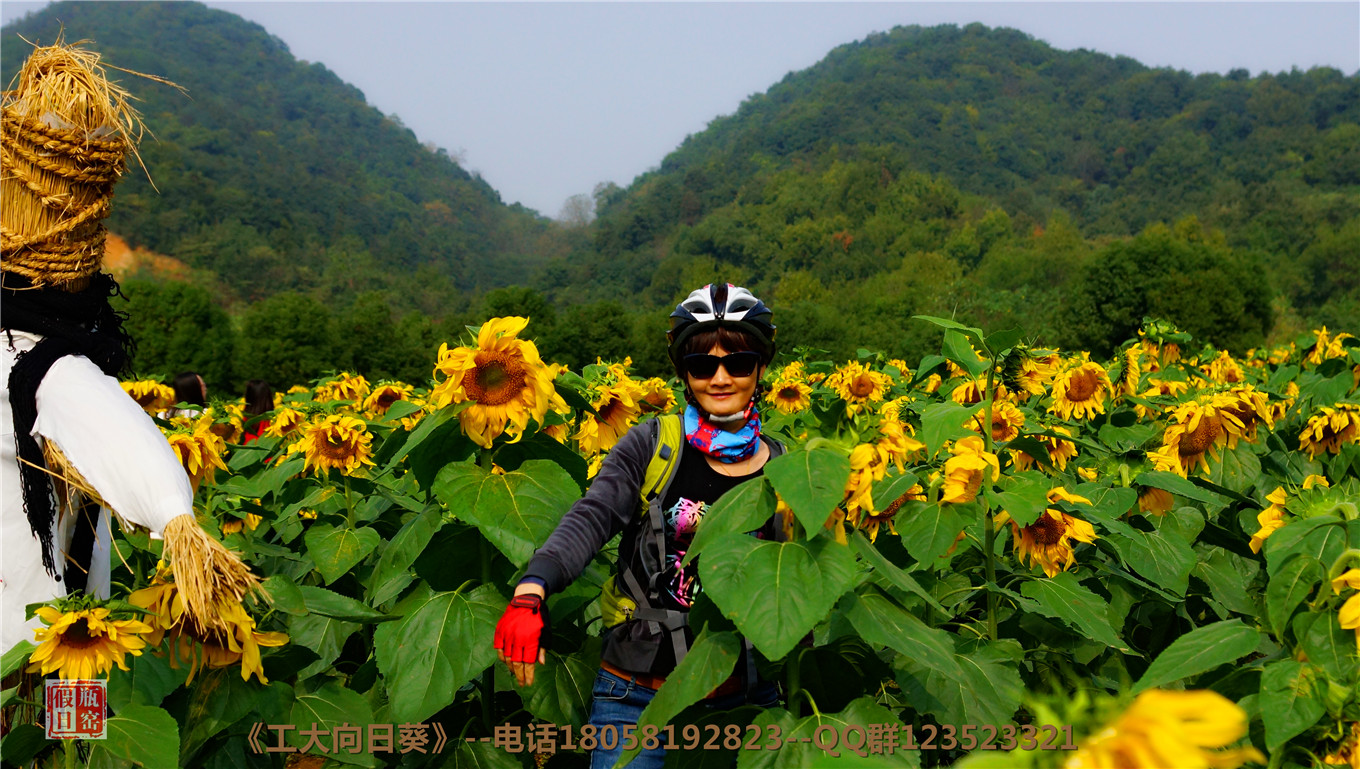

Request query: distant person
[
  {"left": 241, "top": 379, "right": 273, "bottom": 444},
  {"left": 165, "top": 370, "right": 207, "bottom": 418}
]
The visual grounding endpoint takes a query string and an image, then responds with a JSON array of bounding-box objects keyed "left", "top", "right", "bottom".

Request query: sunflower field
[{"left": 4, "top": 316, "right": 1360, "bottom": 769}]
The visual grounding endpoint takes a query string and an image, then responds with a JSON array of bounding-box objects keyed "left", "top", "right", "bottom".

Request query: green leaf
[
  {"left": 298, "top": 585, "right": 395, "bottom": 623},
  {"left": 108, "top": 648, "right": 185, "bottom": 710},
  {"left": 763, "top": 446, "right": 851, "bottom": 537},
  {"left": 1096, "top": 422, "right": 1160, "bottom": 452},
  {"left": 1020, "top": 572, "right": 1126, "bottom": 650},
  {"left": 850, "top": 531, "right": 946, "bottom": 614},
  {"left": 1265, "top": 554, "right": 1324, "bottom": 637},
  {"left": 493, "top": 428, "right": 590, "bottom": 492},
  {"left": 1132, "top": 620, "right": 1262, "bottom": 693},
  {"left": 288, "top": 613, "right": 359, "bottom": 679},
  {"left": 178, "top": 669, "right": 260, "bottom": 764},
  {"left": 894, "top": 640, "right": 1023, "bottom": 729},
  {"left": 840, "top": 590, "right": 961, "bottom": 680},
  {"left": 1259, "top": 660, "right": 1327, "bottom": 751},
  {"left": 685, "top": 477, "right": 775, "bottom": 567},
  {"left": 1265, "top": 516, "right": 1347, "bottom": 578},
  {"left": 942, "top": 329, "right": 988, "bottom": 377},
  {"left": 739, "top": 701, "right": 921, "bottom": 769},
  {"left": 1296, "top": 613, "right": 1358, "bottom": 683},
  {"left": 619, "top": 629, "right": 742, "bottom": 767},
  {"left": 989, "top": 471, "right": 1051, "bottom": 528},
  {"left": 1135, "top": 470, "right": 1230, "bottom": 511},
  {"left": 1, "top": 641, "right": 35, "bottom": 678},
  {"left": 367, "top": 505, "right": 444, "bottom": 605},
  {"left": 373, "top": 583, "right": 504, "bottom": 724},
  {"left": 406, "top": 414, "right": 477, "bottom": 489},
  {"left": 869, "top": 471, "right": 921, "bottom": 513},
  {"left": 1206, "top": 443, "right": 1263, "bottom": 495},
  {"left": 1191, "top": 548, "right": 1259, "bottom": 617},
  {"left": 303, "top": 524, "right": 381, "bottom": 584},
  {"left": 261, "top": 575, "right": 308, "bottom": 616},
  {"left": 432, "top": 459, "right": 578, "bottom": 567},
  {"left": 521, "top": 649, "right": 597, "bottom": 727},
  {"left": 87, "top": 704, "right": 180, "bottom": 769},
  {"left": 444, "top": 739, "right": 523, "bottom": 769},
  {"left": 919, "top": 402, "right": 985, "bottom": 459},
  {"left": 288, "top": 680, "right": 377, "bottom": 767},
  {"left": 699, "top": 535, "right": 857, "bottom": 661},
  {"left": 897, "top": 503, "right": 969, "bottom": 565},
  {"left": 984, "top": 328, "right": 1024, "bottom": 356},
  {"left": 913, "top": 314, "right": 984, "bottom": 343},
  {"left": 0, "top": 724, "right": 46, "bottom": 767},
  {"left": 381, "top": 402, "right": 458, "bottom": 472},
  {"left": 1108, "top": 520, "right": 1198, "bottom": 596}
]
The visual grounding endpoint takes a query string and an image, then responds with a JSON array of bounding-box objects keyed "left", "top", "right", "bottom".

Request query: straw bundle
[
  {"left": 41, "top": 438, "right": 259, "bottom": 635},
  {"left": 1, "top": 38, "right": 146, "bottom": 290}
]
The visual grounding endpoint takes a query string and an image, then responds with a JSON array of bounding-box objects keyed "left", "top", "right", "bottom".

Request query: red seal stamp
[{"left": 44, "top": 679, "right": 106, "bottom": 740}]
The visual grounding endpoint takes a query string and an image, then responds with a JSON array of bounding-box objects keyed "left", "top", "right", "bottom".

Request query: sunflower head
[
  {"left": 122, "top": 380, "right": 176, "bottom": 413},
  {"left": 940, "top": 436, "right": 1001, "bottom": 504},
  {"left": 576, "top": 379, "right": 646, "bottom": 455},
  {"left": 1067, "top": 689, "right": 1263, "bottom": 769},
  {"left": 429, "top": 317, "right": 565, "bottom": 448},
  {"left": 1299, "top": 404, "right": 1360, "bottom": 458},
  {"left": 826, "top": 361, "right": 892, "bottom": 414},
  {"left": 971, "top": 400, "right": 1026, "bottom": 443},
  {"left": 362, "top": 382, "right": 414, "bottom": 418},
  {"left": 27, "top": 601, "right": 154, "bottom": 680},
  {"left": 766, "top": 378, "right": 813, "bottom": 415},
  {"left": 1048, "top": 361, "right": 1112, "bottom": 421},
  {"left": 287, "top": 414, "right": 376, "bottom": 477},
  {"left": 315, "top": 372, "right": 372, "bottom": 405},
  {"left": 162, "top": 417, "right": 229, "bottom": 489}
]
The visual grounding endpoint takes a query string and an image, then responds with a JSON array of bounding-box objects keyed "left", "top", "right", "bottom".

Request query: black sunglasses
[{"left": 683, "top": 351, "right": 762, "bottom": 379}]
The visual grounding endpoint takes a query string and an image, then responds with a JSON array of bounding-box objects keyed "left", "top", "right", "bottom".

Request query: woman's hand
[{"left": 493, "top": 582, "right": 549, "bottom": 687}]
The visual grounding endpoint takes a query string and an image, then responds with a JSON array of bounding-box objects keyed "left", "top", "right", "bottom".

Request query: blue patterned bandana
[{"left": 683, "top": 403, "right": 761, "bottom": 463}]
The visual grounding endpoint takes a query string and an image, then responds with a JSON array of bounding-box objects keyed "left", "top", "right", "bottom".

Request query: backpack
[{"left": 596, "top": 413, "right": 784, "bottom": 668}]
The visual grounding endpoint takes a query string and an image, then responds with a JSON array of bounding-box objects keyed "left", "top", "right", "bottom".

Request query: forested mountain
[
  {"left": 1, "top": 1, "right": 555, "bottom": 312},
  {"left": 3, "top": 7, "right": 1356, "bottom": 389}
]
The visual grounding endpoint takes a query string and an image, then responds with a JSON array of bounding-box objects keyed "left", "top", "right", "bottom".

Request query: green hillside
[
  {"left": 541, "top": 23, "right": 1358, "bottom": 366},
  {"left": 2, "top": 1, "right": 553, "bottom": 312}
]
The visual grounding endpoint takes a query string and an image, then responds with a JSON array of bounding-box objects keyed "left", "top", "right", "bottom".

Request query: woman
[
  {"left": 494, "top": 284, "right": 782, "bottom": 769},
  {"left": 164, "top": 370, "right": 207, "bottom": 419},
  {"left": 241, "top": 379, "right": 273, "bottom": 444}
]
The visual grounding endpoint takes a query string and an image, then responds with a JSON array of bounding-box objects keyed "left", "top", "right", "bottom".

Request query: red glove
[{"left": 494, "top": 594, "right": 551, "bottom": 664}]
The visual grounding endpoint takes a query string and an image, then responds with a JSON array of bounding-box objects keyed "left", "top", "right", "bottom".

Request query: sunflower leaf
[
  {"left": 840, "top": 589, "right": 961, "bottom": 680},
  {"left": 699, "top": 534, "right": 857, "bottom": 661},
  {"left": 1134, "top": 470, "right": 1231, "bottom": 510},
  {"left": 942, "top": 329, "right": 989, "bottom": 377},
  {"left": 520, "top": 648, "right": 598, "bottom": 727},
  {"left": 983, "top": 328, "right": 1024, "bottom": 356},
  {"left": 1132, "top": 620, "right": 1262, "bottom": 693},
  {"left": 1259, "top": 659, "right": 1327, "bottom": 751},
  {"left": 988, "top": 471, "right": 1051, "bottom": 528},
  {"left": 0, "top": 641, "right": 35, "bottom": 679},
  {"left": 763, "top": 445, "right": 851, "bottom": 537},
  {"left": 1264, "top": 553, "right": 1324, "bottom": 638},
  {"left": 684, "top": 476, "right": 774, "bottom": 567},
  {"left": 618, "top": 629, "right": 742, "bottom": 767},
  {"left": 304, "top": 524, "right": 382, "bottom": 585},
  {"left": 739, "top": 699, "right": 922, "bottom": 768},
  {"left": 432, "top": 459, "right": 578, "bottom": 568},
  {"left": 88, "top": 704, "right": 181, "bottom": 769},
  {"left": 373, "top": 583, "right": 504, "bottom": 724},
  {"left": 870, "top": 470, "right": 921, "bottom": 513},
  {"left": 912, "top": 315, "right": 985, "bottom": 345},
  {"left": 851, "top": 531, "right": 947, "bottom": 614},
  {"left": 1019, "top": 572, "right": 1127, "bottom": 651},
  {"left": 920, "top": 402, "right": 985, "bottom": 459},
  {"left": 287, "top": 680, "right": 377, "bottom": 766},
  {"left": 897, "top": 503, "right": 970, "bottom": 565}
]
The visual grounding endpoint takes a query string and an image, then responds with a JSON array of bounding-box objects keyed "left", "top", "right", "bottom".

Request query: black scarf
[{"left": 3, "top": 273, "right": 133, "bottom": 577}]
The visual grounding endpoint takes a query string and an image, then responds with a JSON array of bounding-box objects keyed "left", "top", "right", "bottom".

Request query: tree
[
  {"left": 118, "top": 280, "right": 237, "bottom": 392},
  {"left": 237, "top": 293, "right": 336, "bottom": 388}
]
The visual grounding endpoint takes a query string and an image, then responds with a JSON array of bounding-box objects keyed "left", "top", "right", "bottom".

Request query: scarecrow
[{"left": 0, "top": 39, "right": 256, "bottom": 654}]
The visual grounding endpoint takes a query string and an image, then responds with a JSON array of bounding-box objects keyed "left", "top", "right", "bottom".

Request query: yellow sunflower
[
  {"left": 1220, "top": 386, "right": 1275, "bottom": 447},
  {"left": 287, "top": 414, "right": 376, "bottom": 477},
  {"left": 1001, "top": 488, "right": 1097, "bottom": 578},
  {"left": 1048, "top": 360, "right": 1112, "bottom": 421},
  {"left": 1199, "top": 350, "right": 1245, "bottom": 385},
  {"left": 429, "top": 316, "right": 564, "bottom": 448},
  {"left": 842, "top": 443, "right": 889, "bottom": 526},
  {"left": 1003, "top": 352, "right": 1057, "bottom": 400},
  {"left": 315, "top": 372, "right": 371, "bottom": 405},
  {"left": 1248, "top": 487, "right": 1289, "bottom": 554},
  {"left": 858, "top": 483, "right": 925, "bottom": 542},
  {"left": 543, "top": 420, "right": 572, "bottom": 444},
  {"left": 1137, "top": 486, "right": 1174, "bottom": 516},
  {"left": 362, "top": 382, "right": 415, "bottom": 418},
  {"left": 826, "top": 361, "right": 892, "bottom": 414},
  {"left": 1109, "top": 345, "right": 1144, "bottom": 397},
  {"left": 1307, "top": 326, "right": 1354, "bottom": 367},
  {"left": 1323, "top": 721, "right": 1360, "bottom": 768},
  {"left": 637, "top": 377, "right": 678, "bottom": 415},
  {"left": 1134, "top": 377, "right": 1191, "bottom": 419},
  {"left": 940, "top": 436, "right": 1000, "bottom": 504},
  {"left": 971, "top": 400, "right": 1026, "bottom": 443},
  {"left": 877, "top": 416, "right": 925, "bottom": 470},
  {"left": 1065, "top": 689, "right": 1263, "bottom": 769},
  {"left": 265, "top": 406, "right": 307, "bottom": 439},
  {"left": 921, "top": 373, "right": 942, "bottom": 394},
  {"left": 1011, "top": 426, "right": 1078, "bottom": 472},
  {"left": 122, "top": 379, "right": 175, "bottom": 413},
  {"left": 163, "top": 417, "right": 229, "bottom": 489},
  {"left": 27, "top": 605, "right": 153, "bottom": 680},
  {"left": 1335, "top": 569, "right": 1360, "bottom": 656},
  {"left": 1299, "top": 404, "right": 1360, "bottom": 458},
  {"left": 766, "top": 378, "right": 813, "bottom": 414},
  {"left": 949, "top": 376, "right": 1010, "bottom": 406},
  {"left": 576, "top": 379, "right": 646, "bottom": 455},
  {"left": 221, "top": 513, "right": 263, "bottom": 535},
  {"left": 1149, "top": 395, "right": 1246, "bottom": 477}
]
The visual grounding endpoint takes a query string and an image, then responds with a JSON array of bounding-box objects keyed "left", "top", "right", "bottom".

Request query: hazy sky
[{"left": 3, "top": 2, "right": 1358, "bottom": 218}]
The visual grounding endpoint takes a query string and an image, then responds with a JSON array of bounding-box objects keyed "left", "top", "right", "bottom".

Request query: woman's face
[{"left": 685, "top": 342, "right": 765, "bottom": 418}]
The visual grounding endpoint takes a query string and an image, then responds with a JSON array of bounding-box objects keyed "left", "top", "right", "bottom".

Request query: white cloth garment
[{"left": 1, "top": 330, "right": 192, "bottom": 654}]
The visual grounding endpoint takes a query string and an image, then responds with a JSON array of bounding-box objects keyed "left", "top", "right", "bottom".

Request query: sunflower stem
[
  {"left": 343, "top": 476, "right": 355, "bottom": 529},
  {"left": 982, "top": 364, "right": 999, "bottom": 643},
  {"left": 477, "top": 448, "right": 497, "bottom": 733},
  {"left": 65, "top": 739, "right": 76, "bottom": 769},
  {"left": 786, "top": 650, "right": 802, "bottom": 718}
]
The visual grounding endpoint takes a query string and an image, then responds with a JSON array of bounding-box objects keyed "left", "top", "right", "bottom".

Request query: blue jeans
[{"left": 587, "top": 668, "right": 780, "bottom": 769}]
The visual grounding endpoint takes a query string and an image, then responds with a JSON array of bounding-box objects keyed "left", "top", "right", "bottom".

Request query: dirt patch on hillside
[{"left": 104, "top": 233, "right": 191, "bottom": 281}]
